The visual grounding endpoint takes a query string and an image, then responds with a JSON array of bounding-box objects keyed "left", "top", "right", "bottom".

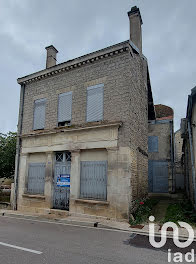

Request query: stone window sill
[
  {"left": 74, "top": 198, "right": 109, "bottom": 205},
  {"left": 22, "top": 194, "right": 45, "bottom": 200}
]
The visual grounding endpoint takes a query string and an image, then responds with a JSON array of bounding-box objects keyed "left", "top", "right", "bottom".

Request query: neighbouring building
[
  {"left": 148, "top": 104, "right": 175, "bottom": 193},
  {"left": 174, "top": 129, "right": 184, "bottom": 190},
  {"left": 181, "top": 87, "right": 196, "bottom": 207},
  {"left": 14, "top": 6, "right": 155, "bottom": 220}
]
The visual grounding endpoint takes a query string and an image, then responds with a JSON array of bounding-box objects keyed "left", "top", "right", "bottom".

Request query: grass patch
[
  {"left": 164, "top": 199, "right": 196, "bottom": 225},
  {"left": 130, "top": 198, "right": 159, "bottom": 225}
]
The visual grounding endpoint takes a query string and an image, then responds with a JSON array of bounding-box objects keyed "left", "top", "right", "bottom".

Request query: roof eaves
[{"left": 17, "top": 40, "right": 131, "bottom": 85}]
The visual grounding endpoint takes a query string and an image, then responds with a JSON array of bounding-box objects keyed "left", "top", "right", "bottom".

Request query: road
[{"left": 0, "top": 215, "right": 169, "bottom": 264}]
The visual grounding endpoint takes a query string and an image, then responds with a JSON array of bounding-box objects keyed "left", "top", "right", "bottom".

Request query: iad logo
[{"left": 149, "top": 216, "right": 195, "bottom": 263}]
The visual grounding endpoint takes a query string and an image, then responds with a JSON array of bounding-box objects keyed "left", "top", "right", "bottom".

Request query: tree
[{"left": 0, "top": 132, "right": 17, "bottom": 178}]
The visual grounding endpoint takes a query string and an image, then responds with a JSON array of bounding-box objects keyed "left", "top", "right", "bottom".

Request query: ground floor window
[
  {"left": 80, "top": 161, "right": 107, "bottom": 200},
  {"left": 27, "top": 163, "right": 46, "bottom": 194}
]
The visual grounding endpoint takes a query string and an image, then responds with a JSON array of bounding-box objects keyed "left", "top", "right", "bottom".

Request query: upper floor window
[
  {"left": 33, "top": 98, "right": 46, "bottom": 130},
  {"left": 148, "top": 136, "right": 158, "bottom": 152},
  {"left": 86, "top": 84, "right": 104, "bottom": 122},
  {"left": 58, "top": 91, "right": 72, "bottom": 126}
]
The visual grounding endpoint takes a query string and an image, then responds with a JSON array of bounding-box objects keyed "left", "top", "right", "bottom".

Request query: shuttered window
[
  {"left": 86, "top": 84, "right": 104, "bottom": 122},
  {"left": 27, "top": 163, "right": 46, "bottom": 194},
  {"left": 33, "top": 98, "right": 46, "bottom": 130},
  {"left": 80, "top": 161, "right": 107, "bottom": 200},
  {"left": 58, "top": 92, "right": 72, "bottom": 123},
  {"left": 148, "top": 136, "right": 158, "bottom": 152}
]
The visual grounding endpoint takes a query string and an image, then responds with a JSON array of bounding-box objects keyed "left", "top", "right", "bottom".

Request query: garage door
[{"left": 148, "top": 160, "right": 168, "bottom": 193}]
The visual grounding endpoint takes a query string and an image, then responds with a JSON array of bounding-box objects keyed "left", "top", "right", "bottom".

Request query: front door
[
  {"left": 53, "top": 152, "right": 71, "bottom": 210},
  {"left": 148, "top": 160, "right": 168, "bottom": 193}
]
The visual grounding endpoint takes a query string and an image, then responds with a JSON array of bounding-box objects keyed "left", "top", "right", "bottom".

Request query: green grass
[
  {"left": 164, "top": 200, "right": 196, "bottom": 225},
  {"left": 130, "top": 198, "right": 159, "bottom": 225}
]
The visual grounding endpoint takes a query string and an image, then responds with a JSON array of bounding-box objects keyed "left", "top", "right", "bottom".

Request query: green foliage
[
  {"left": 164, "top": 199, "right": 196, "bottom": 225},
  {"left": 0, "top": 132, "right": 17, "bottom": 178},
  {"left": 130, "top": 198, "right": 158, "bottom": 225},
  {"left": 164, "top": 203, "right": 186, "bottom": 223}
]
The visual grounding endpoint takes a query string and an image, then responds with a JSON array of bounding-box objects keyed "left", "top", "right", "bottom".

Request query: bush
[
  {"left": 130, "top": 198, "right": 158, "bottom": 225},
  {"left": 164, "top": 199, "right": 196, "bottom": 225}
]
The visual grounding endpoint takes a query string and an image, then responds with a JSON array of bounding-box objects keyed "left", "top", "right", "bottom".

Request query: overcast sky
[{"left": 0, "top": 0, "right": 196, "bottom": 133}]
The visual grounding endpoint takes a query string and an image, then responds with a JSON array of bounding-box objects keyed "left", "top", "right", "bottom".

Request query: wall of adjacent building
[
  {"left": 174, "top": 129, "right": 184, "bottom": 190},
  {"left": 148, "top": 120, "right": 174, "bottom": 192}
]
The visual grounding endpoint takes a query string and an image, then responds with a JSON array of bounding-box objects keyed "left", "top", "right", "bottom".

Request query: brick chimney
[
  {"left": 127, "top": 6, "right": 143, "bottom": 53},
  {"left": 45, "top": 45, "right": 58, "bottom": 68}
]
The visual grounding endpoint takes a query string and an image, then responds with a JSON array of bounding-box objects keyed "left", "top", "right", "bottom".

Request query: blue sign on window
[{"left": 57, "top": 174, "right": 70, "bottom": 187}]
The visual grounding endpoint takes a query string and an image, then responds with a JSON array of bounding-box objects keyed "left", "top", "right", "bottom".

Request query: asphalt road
[{"left": 0, "top": 216, "right": 170, "bottom": 264}]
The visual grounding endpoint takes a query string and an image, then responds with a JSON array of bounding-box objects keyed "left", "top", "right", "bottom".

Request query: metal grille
[
  {"left": 80, "top": 161, "right": 107, "bottom": 200},
  {"left": 53, "top": 159, "right": 71, "bottom": 210},
  {"left": 148, "top": 136, "right": 158, "bottom": 152},
  {"left": 33, "top": 98, "right": 46, "bottom": 130},
  {"left": 56, "top": 153, "right": 64, "bottom": 162},
  {"left": 86, "top": 84, "right": 104, "bottom": 122},
  {"left": 27, "top": 163, "right": 46, "bottom": 194},
  {"left": 58, "top": 92, "right": 72, "bottom": 122}
]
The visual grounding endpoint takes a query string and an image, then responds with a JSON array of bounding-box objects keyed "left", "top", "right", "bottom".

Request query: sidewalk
[{"left": 0, "top": 209, "right": 195, "bottom": 239}]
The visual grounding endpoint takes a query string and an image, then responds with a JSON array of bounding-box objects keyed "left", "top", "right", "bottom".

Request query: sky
[{"left": 0, "top": 0, "right": 196, "bottom": 133}]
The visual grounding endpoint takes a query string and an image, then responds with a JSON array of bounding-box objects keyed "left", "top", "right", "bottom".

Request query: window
[
  {"left": 80, "top": 161, "right": 107, "bottom": 200},
  {"left": 33, "top": 98, "right": 46, "bottom": 130},
  {"left": 148, "top": 136, "right": 158, "bottom": 152},
  {"left": 58, "top": 92, "right": 72, "bottom": 126},
  {"left": 27, "top": 163, "right": 46, "bottom": 194},
  {"left": 86, "top": 84, "right": 104, "bottom": 122},
  {"left": 55, "top": 152, "right": 71, "bottom": 163}
]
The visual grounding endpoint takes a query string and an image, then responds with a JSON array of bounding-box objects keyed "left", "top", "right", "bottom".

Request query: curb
[
  {"left": 1, "top": 211, "right": 195, "bottom": 240},
  {"left": 0, "top": 211, "right": 117, "bottom": 230}
]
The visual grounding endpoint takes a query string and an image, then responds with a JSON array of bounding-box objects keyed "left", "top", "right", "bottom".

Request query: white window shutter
[
  {"left": 33, "top": 98, "right": 46, "bottom": 130},
  {"left": 87, "top": 84, "right": 104, "bottom": 122},
  {"left": 58, "top": 92, "right": 72, "bottom": 122}
]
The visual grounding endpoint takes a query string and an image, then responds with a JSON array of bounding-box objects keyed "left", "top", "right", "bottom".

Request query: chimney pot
[
  {"left": 45, "top": 45, "right": 58, "bottom": 68},
  {"left": 127, "top": 6, "right": 143, "bottom": 53}
]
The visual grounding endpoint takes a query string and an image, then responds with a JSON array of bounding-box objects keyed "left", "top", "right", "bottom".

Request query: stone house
[
  {"left": 181, "top": 87, "right": 196, "bottom": 207},
  {"left": 14, "top": 6, "right": 155, "bottom": 220},
  {"left": 148, "top": 104, "right": 175, "bottom": 193}
]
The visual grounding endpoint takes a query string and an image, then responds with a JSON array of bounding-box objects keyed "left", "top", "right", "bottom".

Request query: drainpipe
[
  {"left": 14, "top": 83, "right": 25, "bottom": 210},
  {"left": 170, "top": 120, "right": 175, "bottom": 193},
  {"left": 188, "top": 120, "right": 196, "bottom": 208}
]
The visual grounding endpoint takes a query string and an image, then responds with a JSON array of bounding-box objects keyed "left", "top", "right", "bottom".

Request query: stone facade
[{"left": 14, "top": 7, "right": 153, "bottom": 220}]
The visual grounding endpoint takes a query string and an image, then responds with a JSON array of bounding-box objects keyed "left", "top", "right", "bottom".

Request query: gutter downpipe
[
  {"left": 14, "top": 83, "right": 25, "bottom": 210},
  {"left": 188, "top": 120, "right": 196, "bottom": 208}
]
